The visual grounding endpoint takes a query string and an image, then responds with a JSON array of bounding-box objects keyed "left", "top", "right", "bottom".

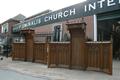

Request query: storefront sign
[{"left": 13, "top": 0, "right": 120, "bottom": 32}]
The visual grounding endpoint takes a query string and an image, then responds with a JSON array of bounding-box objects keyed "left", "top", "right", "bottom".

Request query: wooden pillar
[
  {"left": 47, "top": 42, "right": 50, "bottom": 68},
  {"left": 67, "top": 22, "right": 86, "bottom": 69},
  {"left": 109, "top": 43, "right": 112, "bottom": 75},
  {"left": 21, "top": 29, "right": 34, "bottom": 62}
]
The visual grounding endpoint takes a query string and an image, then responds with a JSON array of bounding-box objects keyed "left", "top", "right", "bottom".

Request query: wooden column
[
  {"left": 21, "top": 29, "right": 34, "bottom": 62},
  {"left": 67, "top": 23, "right": 86, "bottom": 69}
]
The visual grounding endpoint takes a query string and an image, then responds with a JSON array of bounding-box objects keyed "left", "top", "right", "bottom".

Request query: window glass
[
  {"left": 2, "top": 23, "right": 8, "bottom": 33},
  {"left": 53, "top": 25, "right": 61, "bottom": 42}
]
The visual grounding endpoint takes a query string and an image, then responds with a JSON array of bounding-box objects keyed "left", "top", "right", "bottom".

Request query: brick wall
[{"left": 33, "top": 16, "right": 94, "bottom": 42}]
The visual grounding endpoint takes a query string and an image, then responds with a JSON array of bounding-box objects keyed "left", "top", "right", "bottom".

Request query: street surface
[
  {"left": 0, "top": 56, "right": 120, "bottom": 80},
  {"left": 0, "top": 69, "right": 50, "bottom": 80}
]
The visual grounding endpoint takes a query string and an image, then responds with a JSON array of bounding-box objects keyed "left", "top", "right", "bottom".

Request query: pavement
[
  {"left": 0, "top": 69, "right": 49, "bottom": 80},
  {"left": 0, "top": 56, "right": 120, "bottom": 80}
]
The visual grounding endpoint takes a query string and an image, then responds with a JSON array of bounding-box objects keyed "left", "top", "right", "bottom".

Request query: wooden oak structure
[
  {"left": 67, "top": 23, "right": 86, "bottom": 69},
  {"left": 21, "top": 29, "right": 34, "bottom": 61},
  {"left": 12, "top": 23, "right": 112, "bottom": 75}
]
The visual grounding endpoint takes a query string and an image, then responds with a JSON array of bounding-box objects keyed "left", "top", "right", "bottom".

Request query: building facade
[
  {"left": 0, "top": 0, "right": 119, "bottom": 57},
  {"left": 0, "top": 14, "right": 26, "bottom": 54},
  {"left": 12, "top": 0, "right": 120, "bottom": 43},
  {"left": 13, "top": 12, "right": 94, "bottom": 43}
]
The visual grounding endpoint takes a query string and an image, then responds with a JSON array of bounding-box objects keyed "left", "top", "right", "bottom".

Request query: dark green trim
[{"left": 97, "top": 10, "right": 120, "bottom": 21}]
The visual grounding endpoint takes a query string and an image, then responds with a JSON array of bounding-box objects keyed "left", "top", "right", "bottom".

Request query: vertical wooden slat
[{"left": 109, "top": 43, "right": 112, "bottom": 75}]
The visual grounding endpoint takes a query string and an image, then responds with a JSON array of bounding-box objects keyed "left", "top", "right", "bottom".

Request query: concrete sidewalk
[{"left": 0, "top": 57, "right": 120, "bottom": 80}]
